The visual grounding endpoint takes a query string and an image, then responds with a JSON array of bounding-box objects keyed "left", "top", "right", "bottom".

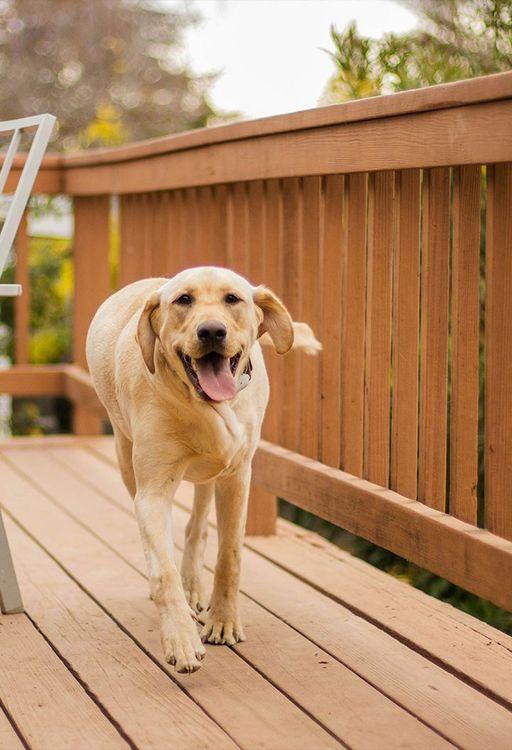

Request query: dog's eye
[
  {"left": 174, "top": 294, "right": 193, "bottom": 305},
  {"left": 225, "top": 293, "right": 241, "bottom": 305}
]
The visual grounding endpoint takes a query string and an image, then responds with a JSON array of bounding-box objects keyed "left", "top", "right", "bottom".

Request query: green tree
[
  {"left": 321, "top": 0, "right": 512, "bottom": 104},
  {"left": 0, "top": 0, "right": 220, "bottom": 150}
]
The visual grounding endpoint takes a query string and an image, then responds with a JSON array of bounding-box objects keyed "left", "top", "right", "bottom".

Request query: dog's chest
[{"left": 181, "top": 404, "right": 251, "bottom": 483}]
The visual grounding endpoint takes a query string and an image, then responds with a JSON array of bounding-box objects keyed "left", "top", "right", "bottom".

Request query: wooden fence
[{"left": 2, "top": 71, "right": 512, "bottom": 610}]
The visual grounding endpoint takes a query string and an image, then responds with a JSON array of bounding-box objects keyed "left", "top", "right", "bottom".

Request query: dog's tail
[{"left": 260, "top": 321, "right": 322, "bottom": 356}]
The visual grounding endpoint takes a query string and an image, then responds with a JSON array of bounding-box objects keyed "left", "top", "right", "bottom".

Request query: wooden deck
[{"left": 1, "top": 437, "right": 512, "bottom": 749}]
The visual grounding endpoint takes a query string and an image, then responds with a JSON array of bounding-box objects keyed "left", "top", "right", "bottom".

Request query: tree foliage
[
  {"left": 0, "top": 0, "right": 219, "bottom": 150},
  {"left": 322, "top": 0, "right": 512, "bottom": 104}
]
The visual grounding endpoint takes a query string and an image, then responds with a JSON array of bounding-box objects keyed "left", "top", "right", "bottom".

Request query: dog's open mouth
[{"left": 180, "top": 351, "right": 241, "bottom": 402}]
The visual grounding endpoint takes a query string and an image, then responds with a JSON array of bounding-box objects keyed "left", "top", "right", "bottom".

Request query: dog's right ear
[{"left": 137, "top": 291, "right": 161, "bottom": 374}]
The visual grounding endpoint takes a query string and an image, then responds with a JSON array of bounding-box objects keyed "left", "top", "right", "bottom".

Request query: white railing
[{"left": 0, "top": 113, "right": 55, "bottom": 296}]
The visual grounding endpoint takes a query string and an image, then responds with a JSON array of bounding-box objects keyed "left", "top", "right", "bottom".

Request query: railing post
[
  {"left": 246, "top": 484, "right": 277, "bottom": 535},
  {"left": 72, "top": 195, "right": 110, "bottom": 435},
  {"left": 14, "top": 210, "right": 29, "bottom": 364}
]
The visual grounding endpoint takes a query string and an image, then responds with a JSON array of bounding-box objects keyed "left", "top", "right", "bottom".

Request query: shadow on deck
[{"left": 1, "top": 436, "right": 512, "bottom": 750}]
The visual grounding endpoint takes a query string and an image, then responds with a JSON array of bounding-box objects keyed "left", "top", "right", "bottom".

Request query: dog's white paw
[
  {"left": 181, "top": 572, "right": 206, "bottom": 614},
  {"left": 200, "top": 607, "right": 245, "bottom": 646},
  {"left": 161, "top": 618, "right": 205, "bottom": 673}
]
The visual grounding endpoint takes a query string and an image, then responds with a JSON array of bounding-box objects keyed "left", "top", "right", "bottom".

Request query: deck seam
[
  {"left": 2, "top": 450, "right": 446, "bottom": 749},
  {"left": 0, "top": 453, "right": 356, "bottom": 748},
  {"left": 0, "top": 665, "right": 31, "bottom": 750},
  {"left": 245, "top": 543, "right": 512, "bottom": 714},
  {"left": 4, "top": 442, "right": 509, "bottom": 744},
  {"left": 18, "top": 444, "right": 512, "bottom": 720},
  {"left": 12, "top": 442, "right": 512, "bottom": 711},
  {"left": 1, "top": 507, "right": 246, "bottom": 750},
  {"left": 21, "top": 611, "right": 138, "bottom": 750},
  {"left": 2, "top": 451, "right": 464, "bottom": 745}
]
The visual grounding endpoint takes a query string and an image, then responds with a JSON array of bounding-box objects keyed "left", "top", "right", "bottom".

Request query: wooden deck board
[
  {"left": 1, "top": 437, "right": 512, "bottom": 749},
  {"left": 7, "top": 449, "right": 451, "bottom": 750}
]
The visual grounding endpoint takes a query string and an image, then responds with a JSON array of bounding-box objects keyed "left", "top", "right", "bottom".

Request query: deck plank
[
  {"left": 70, "top": 440, "right": 512, "bottom": 698},
  {"left": 0, "top": 454, "right": 341, "bottom": 750},
  {"left": 6, "top": 449, "right": 452, "bottom": 749},
  {"left": 4, "top": 517, "right": 238, "bottom": 750},
  {"left": 4, "top": 438, "right": 512, "bottom": 749},
  {"left": 0, "top": 613, "right": 128, "bottom": 750},
  {"left": 0, "top": 707, "right": 25, "bottom": 750},
  {"left": 5, "top": 444, "right": 512, "bottom": 748}
]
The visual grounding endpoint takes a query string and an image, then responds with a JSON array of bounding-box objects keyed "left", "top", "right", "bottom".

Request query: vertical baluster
[
  {"left": 150, "top": 192, "right": 169, "bottom": 277},
  {"left": 211, "top": 185, "right": 229, "bottom": 267},
  {"left": 418, "top": 167, "right": 450, "bottom": 510},
  {"left": 281, "top": 178, "right": 302, "bottom": 453},
  {"left": 247, "top": 181, "right": 265, "bottom": 285},
  {"left": 73, "top": 195, "right": 110, "bottom": 434},
  {"left": 261, "top": 180, "right": 283, "bottom": 447},
  {"left": 321, "top": 175, "right": 343, "bottom": 467},
  {"left": 230, "top": 182, "right": 249, "bottom": 277},
  {"left": 246, "top": 179, "right": 277, "bottom": 535},
  {"left": 450, "top": 166, "right": 481, "bottom": 523},
  {"left": 300, "top": 176, "right": 322, "bottom": 459},
  {"left": 341, "top": 173, "right": 367, "bottom": 476},
  {"left": 485, "top": 163, "right": 512, "bottom": 539},
  {"left": 364, "top": 171, "right": 394, "bottom": 486},
  {"left": 391, "top": 169, "right": 421, "bottom": 499}
]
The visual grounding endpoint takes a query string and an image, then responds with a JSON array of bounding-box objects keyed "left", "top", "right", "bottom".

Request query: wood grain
[
  {"left": 252, "top": 440, "right": 512, "bottom": 612},
  {"left": 450, "top": 166, "right": 481, "bottom": 523},
  {"left": 340, "top": 173, "right": 367, "bottom": 476},
  {"left": 485, "top": 163, "right": 512, "bottom": 540},
  {"left": 73, "top": 195, "right": 111, "bottom": 434},
  {"left": 62, "top": 101, "right": 512, "bottom": 195},
  {"left": 418, "top": 168, "right": 450, "bottom": 510},
  {"left": 321, "top": 175, "right": 344, "bottom": 467},
  {"left": 0, "top": 614, "right": 128, "bottom": 749},
  {"left": 0, "top": 454, "right": 341, "bottom": 750},
  {"left": 391, "top": 170, "right": 421, "bottom": 499},
  {"left": 364, "top": 171, "right": 394, "bottom": 486},
  {"left": 299, "top": 176, "right": 322, "bottom": 459},
  {"left": 6, "top": 516, "right": 237, "bottom": 750}
]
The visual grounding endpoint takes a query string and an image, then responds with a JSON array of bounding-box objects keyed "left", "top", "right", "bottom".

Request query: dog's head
[{"left": 136, "top": 267, "right": 293, "bottom": 402}]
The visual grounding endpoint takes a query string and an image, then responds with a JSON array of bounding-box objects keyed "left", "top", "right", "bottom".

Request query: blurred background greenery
[{"left": 0, "top": 0, "right": 511, "bottom": 632}]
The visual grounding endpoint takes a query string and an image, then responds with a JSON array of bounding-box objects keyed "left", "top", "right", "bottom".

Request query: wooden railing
[{"left": 2, "top": 71, "right": 512, "bottom": 609}]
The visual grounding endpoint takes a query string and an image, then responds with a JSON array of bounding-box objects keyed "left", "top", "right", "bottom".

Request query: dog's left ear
[
  {"left": 137, "top": 291, "right": 161, "bottom": 374},
  {"left": 253, "top": 285, "right": 294, "bottom": 354}
]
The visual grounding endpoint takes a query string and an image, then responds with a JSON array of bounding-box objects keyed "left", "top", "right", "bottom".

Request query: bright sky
[{"left": 164, "top": 0, "right": 418, "bottom": 119}]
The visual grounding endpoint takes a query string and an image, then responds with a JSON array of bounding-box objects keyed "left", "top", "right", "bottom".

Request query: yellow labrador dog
[{"left": 87, "top": 266, "right": 320, "bottom": 674}]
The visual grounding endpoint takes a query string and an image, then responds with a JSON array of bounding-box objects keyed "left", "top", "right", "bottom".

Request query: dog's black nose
[{"left": 197, "top": 320, "right": 227, "bottom": 345}]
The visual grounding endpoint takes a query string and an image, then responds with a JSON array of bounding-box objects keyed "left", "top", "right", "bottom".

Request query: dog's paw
[
  {"left": 181, "top": 572, "right": 206, "bottom": 614},
  {"left": 161, "top": 619, "right": 206, "bottom": 674},
  {"left": 200, "top": 608, "right": 245, "bottom": 646}
]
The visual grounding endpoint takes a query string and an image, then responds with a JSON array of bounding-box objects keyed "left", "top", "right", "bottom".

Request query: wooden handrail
[{"left": 6, "top": 69, "right": 512, "bottom": 194}]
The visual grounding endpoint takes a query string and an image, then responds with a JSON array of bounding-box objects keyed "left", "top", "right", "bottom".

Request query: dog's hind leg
[
  {"left": 181, "top": 481, "right": 213, "bottom": 613},
  {"left": 113, "top": 425, "right": 136, "bottom": 499}
]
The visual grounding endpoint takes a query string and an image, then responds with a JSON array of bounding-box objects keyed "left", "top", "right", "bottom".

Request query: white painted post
[{"left": 0, "top": 113, "right": 55, "bottom": 613}]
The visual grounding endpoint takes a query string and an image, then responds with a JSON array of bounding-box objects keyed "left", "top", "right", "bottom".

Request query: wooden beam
[
  {"left": 0, "top": 365, "right": 64, "bottom": 396},
  {"left": 61, "top": 70, "right": 512, "bottom": 168},
  {"left": 62, "top": 100, "right": 512, "bottom": 195},
  {"left": 62, "top": 365, "right": 106, "bottom": 418},
  {"left": 252, "top": 440, "right": 512, "bottom": 612}
]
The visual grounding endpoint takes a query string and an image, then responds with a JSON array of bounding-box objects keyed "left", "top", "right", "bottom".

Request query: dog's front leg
[
  {"left": 200, "top": 460, "right": 250, "bottom": 645},
  {"left": 133, "top": 456, "right": 205, "bottom": 673}
]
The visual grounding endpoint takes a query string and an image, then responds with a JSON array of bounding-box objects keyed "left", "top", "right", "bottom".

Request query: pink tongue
[{"left": 196, "top": 355, "right": 237, "bottom": 402}]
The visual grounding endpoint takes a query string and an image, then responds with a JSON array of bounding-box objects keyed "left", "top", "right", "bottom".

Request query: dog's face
[{"left": 136, "top": 267, "right": 293, "bottom": 402}]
